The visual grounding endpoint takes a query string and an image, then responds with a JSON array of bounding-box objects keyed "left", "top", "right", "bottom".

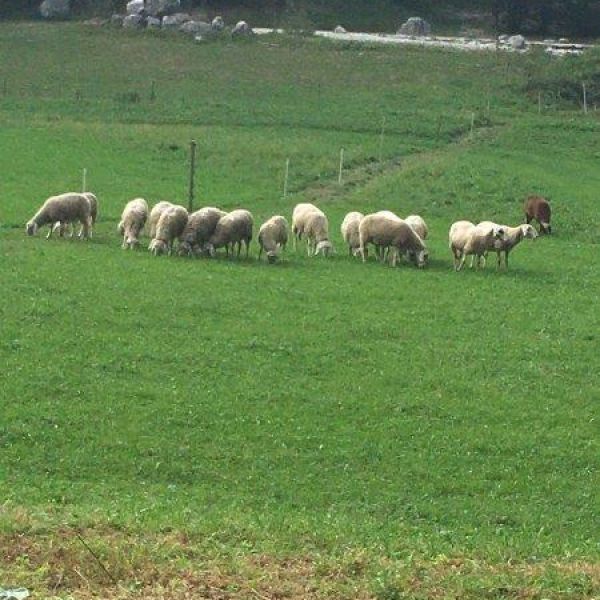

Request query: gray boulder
[
  {"left": 509, "top": 34, "right": 526, "bottom": 49},
  {"left": 180, "top": 20, "right": 212, "bottom": 36},
  {"left": 232, "top": 20, "right": 253, "bottom": 37},
  {"left": 145, "top": 0, "right": 180, "bottom": 17},
  {"left": 111, "top": 14, "right": 125, "bottom": 26},
  {"left": 146, "top": 16, "right": 161, "bottom": 29},
  {"left": 126, "top": 0, "right": 144, "bottom": 15},
  {"left": 398, "top": 17, "right": 431, "bottom": 37},
  {"left": 162, "top": 13, "right": 190, "bottom": 29},
  {"left": 334, "top": 25, "right": 347, "bottom": 33},
  {"left": 40, "top": 0, "right": 70, "bottom": 19},
  {"left": 123, "top": 14, "right": 144, "bottom": 28},
  {"left": 211, "top": 15, "right": 225, "bottom": 31}
]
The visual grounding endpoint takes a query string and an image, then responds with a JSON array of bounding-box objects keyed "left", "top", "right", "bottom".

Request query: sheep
[
  {"left": 291, "top": 203, "right": 319, "bottom": 250},
  {"left": 206, "top": 209, "right": 253, "bottom": 258},
  {"left": 340, "top": 211, "right": 364, "bottom": 257},
  {"left": 304, "top": 210, "right": 334, "bottom": 257},
  {"left": 524, "top": 195, "right": 552, "bottom": 234},
  {"left": 148, "top": 201, "right": 175, "bottom": 239},
  {"left": 26, "top": 192, "right": 93, "bottom": 239},
  {"left": 478, "top": 221, "right": 538, "bottom": 269},
  {"left": 177, "top": 207, "right": 227, "bottom": 257},
  {"left": 449, "top": 220, "right": 506, "bottom": 271},
  {"left": 53, "top": 192, "right": 99, "bottom": 238},
  {"left": 148, "top": 204, "right": 188, "bottom": 256},
  {"left": 404, "top": 214, "right": 428, "bottom": 241},
  {"left": 359, "top": 213, "right": 429, "bottom": 268},
  {"left": 258, "top": 215, "right": 289, "bottom": 263},
  {"left": 118, "top": 198, "right": 149, "bottom": 249}
]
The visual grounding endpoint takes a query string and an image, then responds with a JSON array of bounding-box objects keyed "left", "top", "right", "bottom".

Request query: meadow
[{"left": 0, "top": 22, "right": 599, "bottom": 599}]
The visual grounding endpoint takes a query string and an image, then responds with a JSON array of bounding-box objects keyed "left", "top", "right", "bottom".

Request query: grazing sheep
[
  {"left": 148, "top": 201, "right": 175, "bottom": 239},
  {"left": 258, "top": 215, "right": 289, "bottom": 263},
  {"left": 26, "top": 192, "right": 93, "bottom": 239},
  {"left": 178, "top": 207, "right": 227, "bottom": 257},
  {"left": 478, "top": 221, "right": 538, "bottom": 269},
  {"left": 291, "top": 203, "right": 320, "bottom": 250},
  {"left": 405, "top": 214, "right": 428, "bottom": 240},
  {"left": 207, "top": 209, "right": 254, "bottom": 258},
  {"left": 359, "top": 213, "right": 428, "bottom": 268},
  {"left": 148, "top": 204, "right": 188, "bottom": 256},
  {"left": 53, "top": 192, "right": 99, "bottom": 238},
  {"left": 118, "top": 198, "right": 149, "bottom": 249},
  {"left": 449, "top": 220, "right": 506, "bottom": 271},
  {"left": 304, "top": 210, "right": 334, "bottom": 257},
  {"left": 524, "top": 195, "right": 552, "bottom": 234},
  {"left": 341, "top": 211, "right": 364, "bottom": 257}
]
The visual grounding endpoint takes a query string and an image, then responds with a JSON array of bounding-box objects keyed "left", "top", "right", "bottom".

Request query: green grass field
[{"left": 1, "top": 23, "right": 599, "bottom": 599}]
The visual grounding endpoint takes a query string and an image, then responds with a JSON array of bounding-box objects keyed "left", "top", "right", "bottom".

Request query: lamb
[
  {"left": 26, "top": 192, "right": 93, "bottom": 239},
  {"left": 404, "top": 215, "right": 428, "bottom": 240},
  {"left": 258, "top": 215, "right": 289, "bottom": 263},
  {"left": 449, "top": 220, "right": 506, "bottom": 271},
  {"left": 359, "top": 213, "right": 429, "bottom": 268},
  {"left": 524, "top": 195, "right": 552, "bottom": 234},
  {"left": 478, "top": 221, "right": 538, "bottom": 269},
  {"left": 148, "top": 204, "right": 188, "bottom": 256},
  {"left": 340, "top": 211, "right": 364, "bottom": 257},
  {"left": 206, "top": 209, "right": 254, "bottom": 258},
  {"left": 148, "top": 201, "right": 175, "bottom": 239},
  {"left": 118, "top": 198, "right": 149, "bottom": 249},
  {"left": 177, "top": 207, "right": 227, "bottom": 257}
]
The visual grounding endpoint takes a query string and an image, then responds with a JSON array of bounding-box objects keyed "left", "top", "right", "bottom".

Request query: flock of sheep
[{"left": 24, "top": 192, "right": 553, "bottom": 270}]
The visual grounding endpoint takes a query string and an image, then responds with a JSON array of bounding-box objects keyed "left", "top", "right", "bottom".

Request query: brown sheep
[{"left": 524, "top": 195, "right": 552, "bottom": 235}]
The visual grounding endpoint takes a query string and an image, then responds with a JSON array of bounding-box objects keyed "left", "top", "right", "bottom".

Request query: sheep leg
[
  {"left": 504, "top": 251, "right": 509, "bottom": 270},
  {"left": 258, "top": 244, "right": 263, "bottom": 261},
  {"left": 307, "top": 238, "right": 312, "bottom": 257},
  {"left": 457, "top": 253, "right": 467, "bottom": 271}
]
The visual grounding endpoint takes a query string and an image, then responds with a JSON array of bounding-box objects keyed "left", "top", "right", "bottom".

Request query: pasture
[{"left": 1, "top": 23, "right": 599, "bottom": 599}]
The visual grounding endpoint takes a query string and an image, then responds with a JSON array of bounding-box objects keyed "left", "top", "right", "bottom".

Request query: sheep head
[
  {"left": 315, "top": 240, "right": 334, "bottom": 257},
  {"left": 522, "top": 224, "right": 538, "bottom": 240},
  {"left": 25, "top": 221, "right": 38, "bottom": 236}
]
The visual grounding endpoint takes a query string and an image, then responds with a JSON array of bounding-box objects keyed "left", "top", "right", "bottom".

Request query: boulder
[
  {"left": 39, "top": 0, "right": 70, "bottom": 19},
  {"left": 123, "top": 14, "right": 144, "bottom": 28},
  {"left": 398, "top": 17, "right": 431, "bottom": 37},
  {"left": 180, "top": 20, "right": 212, "bottom": 36},
  {"left": 146, "top": 16, "right": 161, "bottom": 29},
  {"left": 334, "top": 25, "right": 347, "bottom": 34},
  {"left": 232, "top": 20, "right": 253, "bottom": 37},
  {"left": 508, "top": 34, "right": 526, "bottom": 49},
  {"left": 126, "top": 0, "right": 144, "bottom": 15},
  {"left": 111, "top": 14, "right": 125, "bottom": 26},
  {"left": 162, "top": 13, "right": 190, "bottom": 29},
  {"left": 211, "top": 15, "right": 225, "bottom": 31},
  {"left": 145, "top": 0, "right": 180, "bottom": 17}
]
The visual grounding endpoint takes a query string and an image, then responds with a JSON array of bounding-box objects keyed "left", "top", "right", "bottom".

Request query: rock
[
  {"left": 398, "top": 17, "right": 431, "bottom": 37},
  {"left": 39, "top": 0, "right": 70, "bottom": 19},
  {"left": 232, "top": 20, "right": 254, "bottom": 37},
  {"left": 508, "top": 34, "right": 526, "bottom": 49},
  {"left": 111, "top": 13, "right": 124, "bottom": 26},
  {"left": 211, "top": 15, "right": 225, "bottom": 31},
  {"left": 146, "top": 16, "right": 161, "bottom": 29},
  {"left": 498, "top": 34, "right": 509, "bottom": 42},
  {"left": 179, "top": 20, "right": 212, "bottom": 36},
  {"left": 145, "top": 0, "right": 180, "bottom": 17},
  {"left": 334, "top": 25, "right": 347, "bottom": 34},
  {"left": 162, "top": 13, "right": 190, "bottom": 29},
  {"left": 126, "top": 0, "right": 144, "bottom": 15},
  {"left": 559, "top": 37, "right": 569, "bottom": 43},
  {"left": 123, "top": 14, "right": 144, "bottom": 28}
]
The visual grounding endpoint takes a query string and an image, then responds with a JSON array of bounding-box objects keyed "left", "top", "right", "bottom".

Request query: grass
[{"left": 0, "top": 22, "right": 599, "bottom": 599}]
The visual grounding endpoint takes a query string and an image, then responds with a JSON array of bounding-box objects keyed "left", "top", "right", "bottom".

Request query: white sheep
[
  {"left": 178, "top": 207, "right": 227, "bottom": 257},
  {"left": 291, "top": 203, "right": 319, "bottom": 250},
  {"left": 118, "top": 198, "right": 149, "bottom": 249},
  {"left": 53, "top": 192, "right": 99, "bottom": 238},
  {"left": 340, "top": 211, "right": 364, "bottom": 257},
  {"left": 206, "top": 209, "right": 254, "bottom": 258},
  {"left": 258, "top": 215, "right": 289, "bottom": 263},
  {"left": 359, "top": 213, "right": 428, "bottom": 268},
  {"left": 148, "top": 201, "right": 175, "bottom": 239},
  {"left": 291, "top": 203, "right": 333, "bottom": 257},
  {"left": 405, "top": 214, "right": 428, "bottom": 240},
  {"left": 478, "top": 221, "right": 538, "bottom": 269},
  {"left": 449, "top": 220, "right": 506, "bottom": 271},
  {"left": 26, "top": 192, "right": 93, "bottom": 239},
  {"left": 148, "top": 204, "right": 188, "bottom": 256}
]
